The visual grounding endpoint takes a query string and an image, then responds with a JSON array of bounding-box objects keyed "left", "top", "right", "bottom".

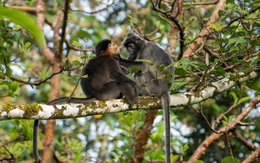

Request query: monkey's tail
[
  {"left": 47, "top": 97, "right": 96, "bottom": 105},
  {"left": 33, "top": 96, "right": 96, "bottom": 162},
  {"left": 33, "top": 120, "right": 40, "bottom": 163},
  {"left": 161, "top": 93, "right": 171, "bottom": 163}
]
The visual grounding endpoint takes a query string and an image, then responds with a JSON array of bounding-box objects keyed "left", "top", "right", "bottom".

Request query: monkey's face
[
  {"left": 125, "top": 43, "right": 138, "bottom": 60},
  {"left": 122, "top": 32, "right": 143, "bottom": 60},
  {"left": 109, "top": 43, "right": 119, "bottom": 53},
  {"left": 105, "top": 43, "right": 119, "bottom": 56}
]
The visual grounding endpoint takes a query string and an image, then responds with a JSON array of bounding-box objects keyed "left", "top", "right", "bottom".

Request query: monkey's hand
[{"left": 113, "top": 54, "right": 121, "bottom": 61}]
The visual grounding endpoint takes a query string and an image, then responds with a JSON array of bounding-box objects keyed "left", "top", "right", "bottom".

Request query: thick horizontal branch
[
  {"left": 187, "top": 96, "right": 260, "bottom": 163},
  {"left": 0, "top": 71, "right": 258, "bottom": 120}
]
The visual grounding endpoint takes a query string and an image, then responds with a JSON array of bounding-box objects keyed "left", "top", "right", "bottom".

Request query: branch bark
[
  {"left": 0, "top": 70, "right": 258, "bottom": 120},
  {"left": 242, "top": 145, "right": 260, "bottom": 163},
  {"left": 187, "top": 96, "right": 260, "bottom": 163},
  {"left": 131, "top": 110, "right": 158, "bottom": 163},
  {"left": 183, "top": 0, "right": 227, "bottom": 58},
  {"left": 165, "top": 0, "right": 184, "bottom": 58}
]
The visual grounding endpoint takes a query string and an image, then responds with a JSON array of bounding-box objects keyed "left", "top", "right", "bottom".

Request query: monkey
[
  {"left": 113, "top": 32, "right": 174, "bottom": 163},
  {"left": 33, "top": 39, "right": 138, "bottom": 162}
]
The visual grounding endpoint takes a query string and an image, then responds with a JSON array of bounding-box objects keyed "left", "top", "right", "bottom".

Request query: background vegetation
[{"left": 0, "top": 0, "right": 259, "bottom": 163}]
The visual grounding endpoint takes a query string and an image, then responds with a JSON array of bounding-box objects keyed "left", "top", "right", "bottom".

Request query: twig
[
  {"left": 224, "top": 133, "right": 233, "bottom": 157},
  {"left": 222, "top": 6, "right": 260, "bottom": 29},
  {"left": 10, "top": 52, "right": 24, "bottom": 62},
  {"left": 203, "top": 46, "right": 219, "bottom": 58},
  {"left": 10, "top": 67, "right": 64, "bottom": 86},
  {"left": 232, "top": 130, "right": 257, "bottom": 151},
  {"left": 65, "top": 39, "right": 93, "bottom": 52},
  {"left": 71, "top": 1, "right": 113, "bottom": 14},
  {"left": 0, "top": 139, "right": 15, "bottom": 161},
  {"left": 213, "top": 104, "right": 236, "bottom": 129},
  {"left": 190, "top": 105, "right": 221, "bottom": 134},
  {"left": 59, "top": 0, "right": 70, "bottom": 54},
  {"left": 185, "top": 0, "right": 219, "bottom": 5},
  {"left": 150, "top": 0, "right": 185, "bottom": 60},
  {"left": 9, "top": 6, "right": 36, "bottom": 13}
]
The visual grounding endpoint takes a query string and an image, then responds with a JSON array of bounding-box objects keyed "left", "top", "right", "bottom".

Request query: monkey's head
[
  {"left": 95, "top": 39, "right": 119, "bottom": 57},
  {"left": 122, "top": 32, "right": 144, "bottom": 60}
]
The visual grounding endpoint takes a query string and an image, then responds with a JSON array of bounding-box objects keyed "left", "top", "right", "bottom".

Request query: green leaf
[
  {"left": 226, "top": 0, "right": 234, "bottom": 4},
  {"left": 135, "top": 121, "right": 144, "bottom": 130},
  {"left": 229, "top": 92, "right": 238, "bottom": 104},
  {"left": 81, "top": 74, "right": 88, "bottom": 79},
  {"left": 129, "top": 66, "right": 142, "bottom": 74},
  {"left": 136, "top": 59, "right": 154, "bottom": 66},
  {"left": 171, "top": 79, "right": 187, "bottom": 91},
  {"left": 71, "top": 40, "right": 82, "bottom": 47},
  {"left": 212, "top": 66, "right": 226, "bottom": 76},
  {"left": 72, "top": 60, "right": 82, "bottom": 66},
  {"left": 194, "top": 160, "right": 204, "bottom": 163},
  {"left": 246, "top": 78, "right": 260, "bottom": 93},
  {"left": 228, "top": 37, "right": 246, "bottom": 46},
  {"left": 9, "top": 81, "right": 20, "bottom": 94},
  {"left": 212, "top": 103, "right": 224, "bottom": 113},
  {"left": 237, "top": 96, "right": 250, "bottom": 105},
  {"left": 24, "top": 42, "right": 31, "bottom": 49},
  {"left": 221, "top": 156, "right": 240, "bottom": 163},
  {"left": 210, "top": 22, "right": 222, "bottom": 31},
  {"left": 76, "top": 29, "right": 91, "bottom": 38},
  {"left": 172, "top": 155, "right": 180, "bottom": 163},
  {"left": 5, "top": 65, "right": 12, "bottom": 78},
  {"left": 0, "top": 7, "right": 45, "bottom": 49}
]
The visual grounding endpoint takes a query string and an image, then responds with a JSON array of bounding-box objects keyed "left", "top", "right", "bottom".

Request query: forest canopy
[{"left": 0, "top": 0, "right": 259, "bottom": 163}]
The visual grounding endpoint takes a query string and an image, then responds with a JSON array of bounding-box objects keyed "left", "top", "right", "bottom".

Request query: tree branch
[
  {"left": 242, "top": 145, "right": 260, "bottom": 163},
  {"left": 232, "top": 130, "right": 256, "bottom": 151},
  {"left": 183, "top": 0, "right": 227, "bottom": 58},
  {"left": 187, "top": 96, "right": 260, "bottom": 163},
  {"left": 0, "top": 70, "right": 258, "bottom": 120},
  {"left": 131, "top": 110, "right": 158, "bottom": 163},
  {"left": 150, "top": 0, "right": 185, "bottom": 60}
]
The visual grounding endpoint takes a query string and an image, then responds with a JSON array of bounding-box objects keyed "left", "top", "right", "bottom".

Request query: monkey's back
[
  {"left": 135, "top": 42, "right": 174, "bottom": 96},
  {"left": 80, "top": 55, "right": 121, "bottom": 97}
]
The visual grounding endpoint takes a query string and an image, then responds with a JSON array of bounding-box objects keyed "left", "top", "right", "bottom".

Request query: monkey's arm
[
  {"left": 113, "top": 54, "right": 146, "bottom": 71},
  {"left": 110, "top": 70, "right": 136, "bottom": 83}
]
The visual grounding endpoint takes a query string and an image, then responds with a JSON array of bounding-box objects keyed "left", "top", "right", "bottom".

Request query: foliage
[
  {"left": 0, "top": 0, "right": 259, "bottom": 163},
  {"left": 0, "top": 7, "right": 45, "bottom": 49}
]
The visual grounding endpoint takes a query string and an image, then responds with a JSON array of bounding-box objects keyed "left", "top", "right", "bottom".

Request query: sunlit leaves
[
  {"left": 10, "top": 120, "right": 33, "bottom": 139},
  {"left": 71, "top": 40, "right": 82, "bottom": 47},
  {"left": 9, "top": 81, "right": 20, "bottom": 95},
  {"left": 19, "top": 42, "right": 31, "bottom": 53},
  {"left": 0, "top": 7, "right": 45, "bottom": 49},
  {"left": 135, "top": 59, "right": 154, "bottom": 66},
  {"left": 210, "top": 22, "right": 222, "bottom": 31},
  {"left": 171, "top": 78, "right": 187, "bottom": 92},
  {"left": 246, "top": 78, "right": 260, "bottom": 94},
  {"left": 227, "top": 37, "right": 246, "bottom": 46},
  {"left": 129, "top": 65, "right": 142, "bottom": 74},
  {"left": 221, "top": 156, "right": 240, "bottom": 163},
  {"left": 222, "top": 115, "right": 236, "bottom": 125}
]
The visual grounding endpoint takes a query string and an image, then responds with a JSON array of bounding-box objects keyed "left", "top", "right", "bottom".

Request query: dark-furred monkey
[
  {"left": 33, "top": 39, "right": 138, "bottom": 162},
  {"left": 113, "top": 32, "right": 174, "bottom": 163}
]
